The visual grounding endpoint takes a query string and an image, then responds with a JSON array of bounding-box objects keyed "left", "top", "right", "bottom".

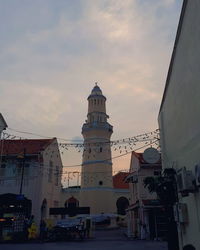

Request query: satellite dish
[{"left": 143, "top": 147, "right": 160, "bottom": 164}]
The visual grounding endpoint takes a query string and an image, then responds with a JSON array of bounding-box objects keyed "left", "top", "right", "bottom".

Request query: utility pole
[{"left": 19, "top": 148, "right": 26, "bottom": 195}]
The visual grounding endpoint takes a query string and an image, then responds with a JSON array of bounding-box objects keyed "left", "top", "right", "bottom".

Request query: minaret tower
[{"left": 80, "top": 83, "right": 114, "bottom": 214}]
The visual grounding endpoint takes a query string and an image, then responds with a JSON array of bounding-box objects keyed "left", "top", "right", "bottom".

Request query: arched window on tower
[
  {"left": 94, "top": 99, "right": 96, "bottom": 105},
  {"left": 100, "top": 147, "right": 103, "bottom": 153},
  {"left": 97, "top": 99, "right": 99, "bottom": 105}
]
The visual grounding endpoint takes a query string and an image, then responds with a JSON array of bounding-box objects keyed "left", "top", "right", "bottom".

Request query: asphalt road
[{"left": 0, "top": 229, "right": 168, "bottom": 250}]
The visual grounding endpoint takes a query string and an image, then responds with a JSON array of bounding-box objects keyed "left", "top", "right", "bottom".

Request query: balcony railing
[{"left": 82, "top": 122, "right": 113, "bottom": 132}]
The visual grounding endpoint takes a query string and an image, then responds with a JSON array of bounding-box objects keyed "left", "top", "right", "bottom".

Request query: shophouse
[
  {"left": 126, "top": 150, "right": 167, "bottom": 240},
  {"left": 0, "top": 138, "right": 63, "bottom": 226}
]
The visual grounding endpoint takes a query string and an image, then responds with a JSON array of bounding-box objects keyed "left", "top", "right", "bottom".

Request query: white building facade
[
  {"left": 126, "top": 151, "right": 166, "bottom": 240},
  {"left": 159, "top": 0, "right": 200, "bottom": 249},
  {"left": 0, "top": 138, "right": 63, "bottom": 226},
  {"left": 0, "top": 113, "right": 7, "bottom": 139}
]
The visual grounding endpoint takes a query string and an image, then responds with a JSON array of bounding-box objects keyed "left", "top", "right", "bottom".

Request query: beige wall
[
  {"left": 61, "top": 187, "right": 130, "bottom": 215},
  {"left": 80, "top": 188, "right": 115, "bottom": 214},
  {"left": 159, "top": 1, "right": 200, "bottom": 248}
]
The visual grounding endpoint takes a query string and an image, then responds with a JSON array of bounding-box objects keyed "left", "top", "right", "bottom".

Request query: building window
[
  {"left": 94, "top": 99, "right": 96, "bottom": 105},
  {"left": 97, "top": 99, "right": 99, "bottom": 105},
  {"left": 55, "top": 166, "right": 59, "bottom": 186},
  {"left": 48, "top": 161, "right": 53, "bottom": 183},
  {"left": 100, "top": 147, "right": 102, "bottom": 153},
  {"left": 89, "top": 148, "right": 91, "bottom": 153},
  {"left": 99, "top": 181, "right": 103, "bottom": 186}
]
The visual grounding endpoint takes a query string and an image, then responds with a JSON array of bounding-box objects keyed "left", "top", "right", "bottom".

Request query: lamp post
[{"left": 19, "top": 148, "right": 26, "bottom": 195}]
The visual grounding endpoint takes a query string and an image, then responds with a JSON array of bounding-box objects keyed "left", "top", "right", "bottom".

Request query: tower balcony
[{"left": 82, "top": 122, "right": 113, "bottom": 133}]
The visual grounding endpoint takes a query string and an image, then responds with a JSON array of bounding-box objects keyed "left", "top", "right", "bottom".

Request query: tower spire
[{"left": 80, "top": 85, "right": 114, "bottom": 214}]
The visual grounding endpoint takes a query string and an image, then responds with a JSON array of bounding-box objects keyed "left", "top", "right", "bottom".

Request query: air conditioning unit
[
  {"left": 177, "top": 167, "right": 195, "bottom": 194},
  {"left": 195, "top": 164, "right": 200, "bottom": 187},
  {"left": 173, "top": 203, "right": 188, "bottom": 224}
]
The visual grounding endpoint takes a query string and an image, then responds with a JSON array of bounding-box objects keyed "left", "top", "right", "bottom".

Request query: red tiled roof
[
  {"left": 132, "top": 151, "right": 145, "bottom": 163},
  {"left": 0, "top": 139, "right": 55, "bottom": 155},
  {"left": 113, "top": 172, "right": 129, "bottom": 189}
]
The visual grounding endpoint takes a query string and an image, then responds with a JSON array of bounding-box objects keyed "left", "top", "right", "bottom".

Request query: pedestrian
[
  {"left": 23, "top": 218, "right": 28, "bottom": 239},
  {"left": 85, "top": 218, "right": 91, "bottom": 238},
  {"left": 183, "top": 244, "right": 196, "bottom": 250},
  {"left": 28, "top": 215, "right": 34, "bottom": 227},
  {"left": 39, "top": 219, "right": 47, "bottom": 242}
]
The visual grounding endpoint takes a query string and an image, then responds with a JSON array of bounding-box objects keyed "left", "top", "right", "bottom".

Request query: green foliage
[{"left": 143, "top": 168, "right": 177, "bottom": 205}]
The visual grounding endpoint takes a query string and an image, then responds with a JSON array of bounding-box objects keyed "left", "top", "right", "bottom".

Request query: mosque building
[{"left": 61, "top": 84, "right": 130, "bottom": 215}]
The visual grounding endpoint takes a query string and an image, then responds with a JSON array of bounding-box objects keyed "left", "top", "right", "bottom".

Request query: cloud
[
  {"left": 163, "top": 0, "right": 176, "bottom": 6},
  {"left": 0, "top": 0, "right": 182, "bottom": 170}
]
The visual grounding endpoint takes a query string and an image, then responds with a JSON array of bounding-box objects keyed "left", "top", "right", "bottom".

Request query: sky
[{"left": 0, "top": 0, "right": 182, "bottom": 179}]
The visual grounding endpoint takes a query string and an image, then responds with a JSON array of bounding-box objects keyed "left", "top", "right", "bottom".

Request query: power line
[
  {"left": 0, "top": 139, "right": 158, "bottom": 170},
  {"left": 7, "top": 127, "right": 83, "bottom": 142},
  {"left": 6, "top": 127, "right": 159, "bottom": 145}
]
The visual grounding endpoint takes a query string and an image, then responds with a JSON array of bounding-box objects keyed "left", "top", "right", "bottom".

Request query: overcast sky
[{"left": 0, "top": 0, "right": 182, "bottom": 174}]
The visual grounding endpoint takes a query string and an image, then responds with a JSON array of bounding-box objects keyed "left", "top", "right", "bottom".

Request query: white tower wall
[{"left": 80, "top": 84, "right": 115, "bottom": 214}]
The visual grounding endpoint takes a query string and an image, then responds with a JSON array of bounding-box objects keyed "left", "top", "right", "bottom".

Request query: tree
[
  {"left": 144, "top": 168, "right": 179, "bottom": 250},
  {"left": 144, "top": 168, "right": 177, "bottom": 205}
]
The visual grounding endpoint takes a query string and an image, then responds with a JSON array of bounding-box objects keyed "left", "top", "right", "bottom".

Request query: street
[{"left": 0, "top": 229, "right": 167, "bottom": 250}]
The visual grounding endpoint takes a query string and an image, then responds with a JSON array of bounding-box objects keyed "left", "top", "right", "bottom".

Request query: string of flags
[
  {"left": 1, "top": 128, "right": 160, "bottom": 156},
  {"left": 0, "top": 138, "right": 159, "bottom": 187}
]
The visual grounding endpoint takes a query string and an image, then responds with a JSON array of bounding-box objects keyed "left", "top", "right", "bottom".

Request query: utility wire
[{"left": 7, "top": 127, "right": 159, "bottom": 145}]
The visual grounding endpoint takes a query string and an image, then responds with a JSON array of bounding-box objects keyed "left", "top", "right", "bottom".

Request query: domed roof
[
  {"left": 91, "top": 83, "right": 102, "bottom": 95},
  {"left": 88, "top": 82, "right": 106, "bottom": 100}
]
